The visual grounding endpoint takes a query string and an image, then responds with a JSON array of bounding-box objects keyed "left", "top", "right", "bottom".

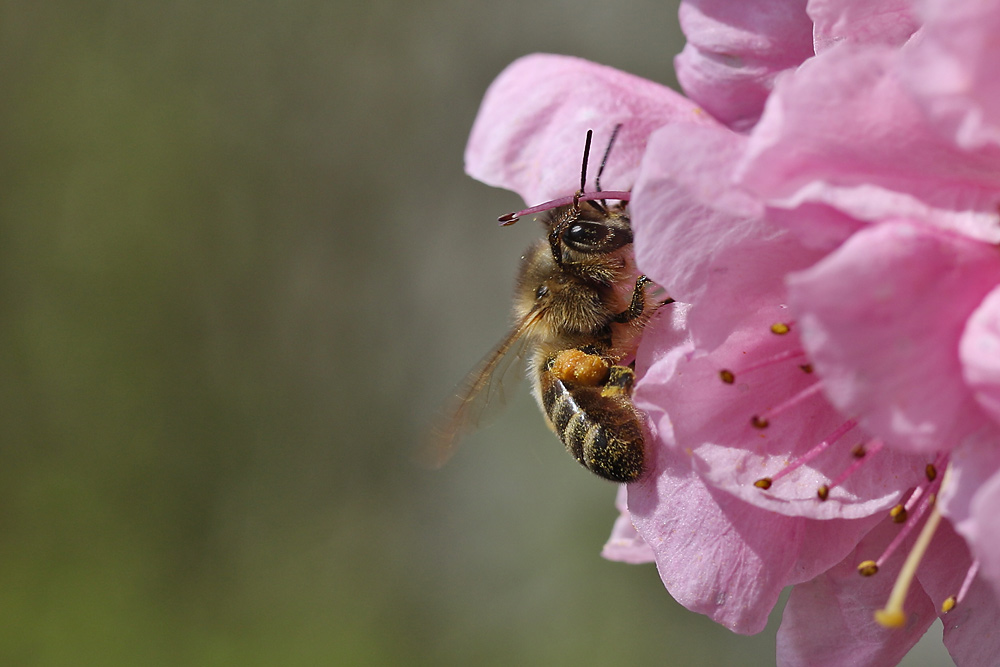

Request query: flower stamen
[
  {"left": 818, "top": 439, "right": 884, "bottom": 501},
  {"left": 875, "top": 498, "right": 943, "bottom": 628},
  {"left": 754, "top": 419, "right": 857, "bottom": 489},
  {"left": 717, "top": 349, "right": 808, "bottom": 385},
  {"left": 749, "top": 382, "right": 825, "bottom": 429},
  {"left": 856, "top": 456, "right": 947, "bottom": 577},
  {"left": 858, "top": 493, "right": 934, "bottom": 577},
  {"left": 942, "top": 560, "right": 980, "bottom": 614}
]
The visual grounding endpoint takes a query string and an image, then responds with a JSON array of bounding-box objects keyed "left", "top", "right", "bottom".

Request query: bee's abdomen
[{"left": 541, "top": 368, "right": 645, "bottom": 482}]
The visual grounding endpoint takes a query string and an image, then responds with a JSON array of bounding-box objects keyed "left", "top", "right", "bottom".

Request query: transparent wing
[{"left": 419, "top": 309, "right": 544, "bottom": 469}]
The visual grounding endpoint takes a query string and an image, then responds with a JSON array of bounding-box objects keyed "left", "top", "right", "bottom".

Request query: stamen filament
[
  {"left": 875, "top": 500, "right": 943, "bottom": 628},
  {"left": 821, "top": 439, "right": 884, "bottom": 498},
  {"left": 867, "top": 475, "right": 942, "bottom": 572},
  {"left": 889, "top": 453, "right": 948, "bottom": 526},
  {"left": 756, "top": 420, "right": 857, "bottom": 487},
  {"left": 750, "top": 382, "right": 825, "bottom": 428},
  {"left": 719, "top": 348, "right": 808, "bottom": 383},
  {"left": 902, "top": 485, "right": 926, "bottom": 515},
  {"left": 944, "top": 560, "right": 980, "bottom": 613}
]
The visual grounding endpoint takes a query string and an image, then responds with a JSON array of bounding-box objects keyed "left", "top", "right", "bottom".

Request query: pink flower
[
  {"left": 632, "top": 0, "right": 1000, "bottom": 662},
  {"left": 463, "top": 0, "right": 1000, "bottom": 662},
  {"left": 465, "top": 53, "right": 887, "bottom": 634}
]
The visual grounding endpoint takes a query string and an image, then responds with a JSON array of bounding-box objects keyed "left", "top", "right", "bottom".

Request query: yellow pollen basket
[{"left": 550, "top": 349, "right": 609, "bottom": 386}]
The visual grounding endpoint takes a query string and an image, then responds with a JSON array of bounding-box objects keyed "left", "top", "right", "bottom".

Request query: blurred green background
[{"left": 0, "top": 1, "right": 952, "bottom": 665}]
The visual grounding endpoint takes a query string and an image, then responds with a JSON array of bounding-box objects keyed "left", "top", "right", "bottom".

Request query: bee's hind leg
[{"left": 601, "top": 365, "right": 635, "bottom": 398}]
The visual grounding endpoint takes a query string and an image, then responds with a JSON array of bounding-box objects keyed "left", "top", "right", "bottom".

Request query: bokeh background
[{"left": 0, "top": 1, "right": 952, "bottom": 665}]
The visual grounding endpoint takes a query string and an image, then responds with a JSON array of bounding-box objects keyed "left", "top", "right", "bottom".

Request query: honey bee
[{"left": 428, "top": 130, "right": 666, "bottom": 482}]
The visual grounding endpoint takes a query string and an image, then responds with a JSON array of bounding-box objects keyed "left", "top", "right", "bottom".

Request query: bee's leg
[
  {"left": 614, "top": 275, "right": 675, "bottom": 323},
  {"left": 613, "top": 275, "right": 653, "bottom": 323},
  {"left": 547, "top": 225, "right": 563, "bottom": 266},
  {"left": 601, "top": 365, "right": 635, "bottom": 398},
  {"left": 547, "top": 208, "right": 579, "bottom": 267}
]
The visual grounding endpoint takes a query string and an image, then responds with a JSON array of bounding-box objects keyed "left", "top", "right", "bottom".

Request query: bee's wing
[{"left": 419, "top": 309, "right": 544, "bottom": 469}]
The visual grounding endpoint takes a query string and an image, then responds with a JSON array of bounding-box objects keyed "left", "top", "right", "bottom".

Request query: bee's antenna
[
  {"left": 595, "top": 123, "right": 622, "bottom": 194},
  {"left": 579, "top": 129, "right": 594, "bottom": 196}
]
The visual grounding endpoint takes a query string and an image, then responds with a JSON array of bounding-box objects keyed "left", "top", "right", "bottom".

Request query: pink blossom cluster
[{"left": 464, "top": 1, "right": 1000, "bottom": 664}]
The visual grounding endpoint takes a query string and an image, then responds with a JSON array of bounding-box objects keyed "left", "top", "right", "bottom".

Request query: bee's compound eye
[
  {"left": 566, "top": 222, "right": 610, "bottom": 246},
  {"left": 535, "top": 284, "right": 549, "bottom": 300},
  {"left": 563, "top": 219, "right": 631, "bottom": 253}
]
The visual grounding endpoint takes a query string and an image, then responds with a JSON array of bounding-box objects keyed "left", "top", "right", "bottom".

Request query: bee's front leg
[
  {"left": 614, "top": 275, "right": 674, "bottom": 323},
  {"left": 613, "top": 275, "right": 652, "bottom": 323}
]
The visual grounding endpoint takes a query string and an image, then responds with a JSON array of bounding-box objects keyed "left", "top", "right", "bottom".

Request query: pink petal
[
  {"left": 776, "top": 517, "right": 937, "bottom": 667},
  {"left": 809, "top": 0, "right": 920, "bottom": 53},
  {"left": 938, "top": 430, "right": 1000, "bottom": 547},
  {"left": 968, "top": 469, "right": 1000, "bottom": 602},
  {"left": 901, "top": 0, "right": 1000, "bottom": 151},
  {"left": 764, "top": 203, "right": 865, "bottom": 253},
  {"left": 915, "top": 519, "right": 1000, "bottom": 667},
  {"left": 740, "top": 44, "right": 1000, "bottom": 243},
  {"left": 465, "top": 53, "right": 701, "bottom": 205},
  {"left": 675, "top": 0, "right": 813, "bottom": 130},
  {"left": 601, "top": 485, "right": 655, "bottom": 564},
  {"left": 638, "top": 301, "right": 923, "bottom": 519},
  {"left": 787, "top": 221, "right": 1000, "bottom": 455},
  {"left": 632, "top": 122, "right": 826, "bottom": 350},
  {"left": 961, "top": 286, "right": 1000, "bottom": 425}
]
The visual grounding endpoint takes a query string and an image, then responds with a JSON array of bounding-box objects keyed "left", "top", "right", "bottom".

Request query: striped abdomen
[{"left": 540, "top": 365, "right": 645, "bottom": 482}]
